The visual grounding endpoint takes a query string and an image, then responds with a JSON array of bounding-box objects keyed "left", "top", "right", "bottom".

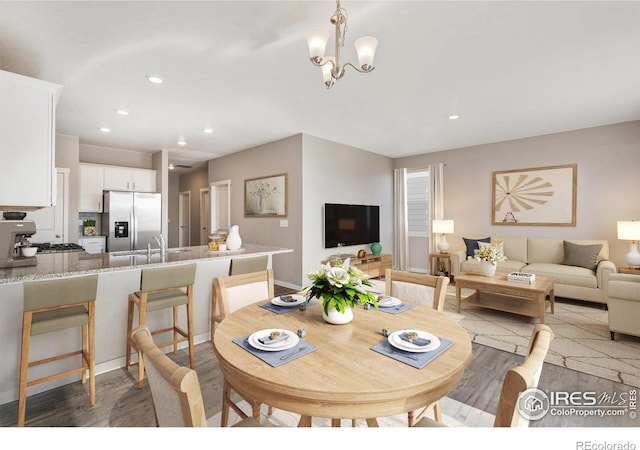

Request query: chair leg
[
  {"left": 433, "top": 402, "right": 442, "bottom": 422},
  {"left": 125, "top": 298, "right": 134, "bottom": 369},
  {"left": 172, "top": 306, "right": 179, "bottom": 355},
  {"left": 187, "top": 299, "right": 195, "bottom": 369},
  {"left": 18, "top": 313, "right": 32, "bottom": 427},
  {"left": 81, "top": 323, "right": 88, "bottom": 385},
  {"left": 88, "top": 302, "right": 96, "bottom": 406},
  {"left": 221, "top": 379, "right": 232, "bottom": 427},
  {"left": 137, "top": 301, "right": 147, "bottom": 389}
]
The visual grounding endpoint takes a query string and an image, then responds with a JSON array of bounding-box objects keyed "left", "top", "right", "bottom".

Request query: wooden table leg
[
  {"left": 538, "top": 293, "right": 545, "bottom": 324},
  {"left": 550, "top": 289, "right": 555, "bottom": 314},
  {"left": 298, "top": 415, "right": 312, "bottom": 427},
  {"left": 365, "top": 418, "right": 379, "bottom": 427},
  {"left": 456, "top": 283, "right": 462, "bottom": 313}
]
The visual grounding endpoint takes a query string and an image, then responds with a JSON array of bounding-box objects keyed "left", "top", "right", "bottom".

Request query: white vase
[
  {"left": 322, "top": 305, "right": 353, "bottom": 325},
  {"left": 226, "top": 225, "right": 242, "bottom": 250},
  {"left": 481, "top": 261, "right": 497, "bottom": 277}
]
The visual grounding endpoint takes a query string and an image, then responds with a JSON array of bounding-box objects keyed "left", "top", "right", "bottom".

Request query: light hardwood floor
[{"left": 0, "top": 285, "right": 636, "bottom": 427}]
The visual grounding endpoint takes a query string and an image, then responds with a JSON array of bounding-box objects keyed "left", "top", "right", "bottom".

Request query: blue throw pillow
[{"left": 463, "top": 237, "right": 491, "bottom": 259}]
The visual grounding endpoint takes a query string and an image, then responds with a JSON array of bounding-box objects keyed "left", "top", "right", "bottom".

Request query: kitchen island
[{"left": 0, "top": 244, "right": 293, "bottom": 406}]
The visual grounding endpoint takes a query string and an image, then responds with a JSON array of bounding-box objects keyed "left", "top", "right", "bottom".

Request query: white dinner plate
[
  {"left": 376, "top": 296, "right": 402, "bottom": 307},
  {"left": 271, "top": 294, "right": 306, "bottom": 307},
  {"left": 248, "top": 328, "right": 299, "bottom": 352},
  {"left": 388, "top": 330, "right": 440, "bottom": 353}
]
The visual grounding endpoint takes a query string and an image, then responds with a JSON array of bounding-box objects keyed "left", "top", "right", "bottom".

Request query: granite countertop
[{"left": 0, "top": 244, "right": 293, "bottom": 284}]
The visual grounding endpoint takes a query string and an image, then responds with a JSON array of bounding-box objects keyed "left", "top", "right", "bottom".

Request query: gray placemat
[
  {"left": 375, "top": 303, "right": 414, "bottom": 315},
  {"left": 233, "top": 335, "right": 318, "bottom": 367},
  {"left": 370, "top": 337, "right": 453, "bottom": 369},
  {"left": 259, "top": 299, "right": 318, "bottom": 314}
]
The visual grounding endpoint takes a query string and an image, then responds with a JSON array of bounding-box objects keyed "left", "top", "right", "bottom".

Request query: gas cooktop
[{"left": 31, "top": 243, "right": 85, "bottom": 253}]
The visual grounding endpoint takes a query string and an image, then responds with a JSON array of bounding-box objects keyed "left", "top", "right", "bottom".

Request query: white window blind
[{"left": 407, "top": 170, "right": 429, "bottom": 236}]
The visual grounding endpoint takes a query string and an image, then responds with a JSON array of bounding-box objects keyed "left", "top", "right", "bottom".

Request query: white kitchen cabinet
[
  {"left": 103, "top": 166, "right": 156, "bottom": 192},
  {"left": 79, "top": 164, "right": 105, "bottom": 212},
  {"left": 78, "top": 236, "right": 105, "bottom": 254},
  {"left": 0, "top": 70, "right": 62, "bottom": 209},
  {"left": 131, "top": 168, "right": 157, "bottom": 192}
]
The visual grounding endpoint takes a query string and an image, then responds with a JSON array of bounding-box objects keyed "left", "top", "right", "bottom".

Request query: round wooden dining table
[{"left": 212, "top": 299, "right": 472, "bottom": 426}]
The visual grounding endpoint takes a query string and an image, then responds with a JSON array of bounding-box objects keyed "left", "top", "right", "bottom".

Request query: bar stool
[
  {"left": 126, "top": 263, "right": 197, "bottom": 388},
  {"left": 19, "top": 274, "right": 99, "bottom": 427}
]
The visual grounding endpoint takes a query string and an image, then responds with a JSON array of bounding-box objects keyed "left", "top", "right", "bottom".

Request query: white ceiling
[{"left": 1, "top": 1, "right": 639, "bottom": 170}]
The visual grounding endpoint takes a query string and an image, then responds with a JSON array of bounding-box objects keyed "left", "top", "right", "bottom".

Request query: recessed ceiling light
[
  {"left": 99, "top": 126, "right": 111, "bottom": 133},
  {"left": 115, "top": 108, "right": 129, "bottom": 116},
  {"left": 177, "top": 139, "right": 186, "bottom": 146},
  {"left": 146, "top": 75, "right": 163, "bottom": 84},
  {"left": 448, "top": 114, "right": 460, "bottom": 120},
  {"left": 203, "top": 127, "right": 214, "bottom": 134}
]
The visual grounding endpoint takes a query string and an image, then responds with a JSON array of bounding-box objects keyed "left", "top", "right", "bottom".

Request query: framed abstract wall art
[
  {"left": 244, "top": 173, "right": 287, "bottom": 217},
  {"left": 492, "top": 164, "right": 577, "bottom": 226}
]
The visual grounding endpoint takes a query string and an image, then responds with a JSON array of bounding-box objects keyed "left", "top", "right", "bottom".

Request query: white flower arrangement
[
  {"left": 474, "top": 243, "right": 507, "bottom": 265},
  {"left": 303, "top": 259, "right": 378, "bottom": 315}
]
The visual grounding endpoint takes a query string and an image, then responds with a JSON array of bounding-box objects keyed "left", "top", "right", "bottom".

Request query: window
[{"left": 406, "top": 169, "right": 429, "bottom": 237}]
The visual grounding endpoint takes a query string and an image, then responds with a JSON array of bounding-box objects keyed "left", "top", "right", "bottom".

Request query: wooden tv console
[{"left": 321, "top": 254, "right": 392, "bottom": 279}]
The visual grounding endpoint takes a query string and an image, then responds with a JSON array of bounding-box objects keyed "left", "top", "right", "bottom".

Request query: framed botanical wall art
[
  {"left": 492, "top": 164, "right": 577, "bottom": 226},
  {"left": 244, "top": 173, "right": 287, "bottom": 217}
]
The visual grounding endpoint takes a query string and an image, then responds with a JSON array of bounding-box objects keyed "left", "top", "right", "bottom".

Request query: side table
[
  {"left": 619, "top": 267, "right": 640, "bottom": 275},
  {"left": 430, "top": 252, "right": 452, "bottom": 280}
]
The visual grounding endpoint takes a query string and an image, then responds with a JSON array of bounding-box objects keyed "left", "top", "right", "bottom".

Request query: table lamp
[
  {"left": 432, "top": 219, "right": 454, "bottom": 253},
  {"left": 617, "top": 221, "right": 640, "bottom": 267}
]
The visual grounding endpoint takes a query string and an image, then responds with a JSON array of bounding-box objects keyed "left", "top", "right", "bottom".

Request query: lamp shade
[
  {"left": 433, "top": 219, "right": 454, "bottom": 234},
  {"left": 306, "top": 28, "right": 329, "bottom": 61},
  {"left": 617, "top": 221, "right": 640, "bottom": 241},
  {"left": 320, "top": 57, "right": 335, "bottom": 88},
  {"left": 354, "top": 36, "right": 378, "bottom": 70}
]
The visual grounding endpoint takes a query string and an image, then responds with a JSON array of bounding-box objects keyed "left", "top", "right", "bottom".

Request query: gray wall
[
  {"left": 207, "top": 133, "right": 394, "bottom": 288},
  {"left": 394, "top": 121, "right": 640, "bottom": 267},
  {"left": 79, "top": 144, "right": 153, "bottom": 169},
  {"left": 208, "top": 134, "right": 303, "bottom": 287},
  {"left": 178, "top": 164, "right": 209, "bottom": 246},
  {"left": 302, "top": 134, "right": 394, "bottom": 282},
  {"left": 55, "top": 134, "right": 79, "bottom": 242},
  {"left": 168, "top": 172, "right": 180, "bottom": 247}
]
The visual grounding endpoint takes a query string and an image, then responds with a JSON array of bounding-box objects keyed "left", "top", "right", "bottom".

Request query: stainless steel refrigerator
[{"left": 102, "top": 191, "right": 162, "bottom": 252}]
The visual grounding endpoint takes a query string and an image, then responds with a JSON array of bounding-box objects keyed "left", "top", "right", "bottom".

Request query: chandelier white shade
[
  {"left": 306, "top": 1, "right": 378, "bottom": 89},
  {"left": 617, "top": 220, "right": 640, "bottom": 267},
  {"left": 433, "top": 219, "right": 454, "bottom": 253},
  {"left": 306, "top": 28, "right": 329, "bottom": 62}
]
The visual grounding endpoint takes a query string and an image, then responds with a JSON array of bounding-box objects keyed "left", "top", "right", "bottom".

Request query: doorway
[
  {"left": 178, "top": 191, "right": 191, "bottom": 247},
  {"left": 199, "top": 188, "right": 210, "bottom": 245},
  {"left": 210, "top": 179, "right": 230, "bottom": 232}
]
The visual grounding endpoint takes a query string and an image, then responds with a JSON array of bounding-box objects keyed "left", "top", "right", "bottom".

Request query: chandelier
[{"left": 306, "top": 0, "right": 378, "bottom": 89}]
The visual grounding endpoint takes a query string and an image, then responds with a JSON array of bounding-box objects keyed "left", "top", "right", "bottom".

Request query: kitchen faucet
[{"left": 153, "top": 235, "right": 166, "bottom": 256}]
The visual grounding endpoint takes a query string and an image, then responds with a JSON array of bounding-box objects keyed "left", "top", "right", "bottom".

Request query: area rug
[
  {"left": 444, "top": 285, "right": 640, "bottom": 388},
  {"left": 207, "top": 396, "right": 495, "bottom": 427}
]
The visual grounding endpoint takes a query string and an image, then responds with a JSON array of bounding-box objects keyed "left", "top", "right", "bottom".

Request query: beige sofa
[
  {"left": 451, "top": 237, "right": 616, "bottom": 305},
  {"left": 605, "top": 273, "right": 640, "bottom": 339}
]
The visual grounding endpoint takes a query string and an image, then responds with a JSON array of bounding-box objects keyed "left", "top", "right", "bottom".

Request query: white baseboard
[
  {"left": 408, "top": 267, "right": 429, "bottom": 274},
  {"left": 275, "top": 279, "right": 302, "bottom": 291}
]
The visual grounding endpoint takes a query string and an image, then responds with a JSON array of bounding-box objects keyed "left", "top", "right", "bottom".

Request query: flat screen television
[{"left": 324, "top": 203, "right": 380, "bottom": 248}]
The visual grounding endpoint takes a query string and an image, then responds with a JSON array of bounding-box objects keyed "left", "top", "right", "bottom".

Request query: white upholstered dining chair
[
  {"left": 131, "top": 325, "right": 259, "bottom": 427},
  {"left": 384, "top": 269, "right": 450, "bottom": 426},
  {"left": 211, "top": 269, "right": 275, "bottom": 426},
  {"left": 414, "top": 324, "right": 554, "bottom": 428}
]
